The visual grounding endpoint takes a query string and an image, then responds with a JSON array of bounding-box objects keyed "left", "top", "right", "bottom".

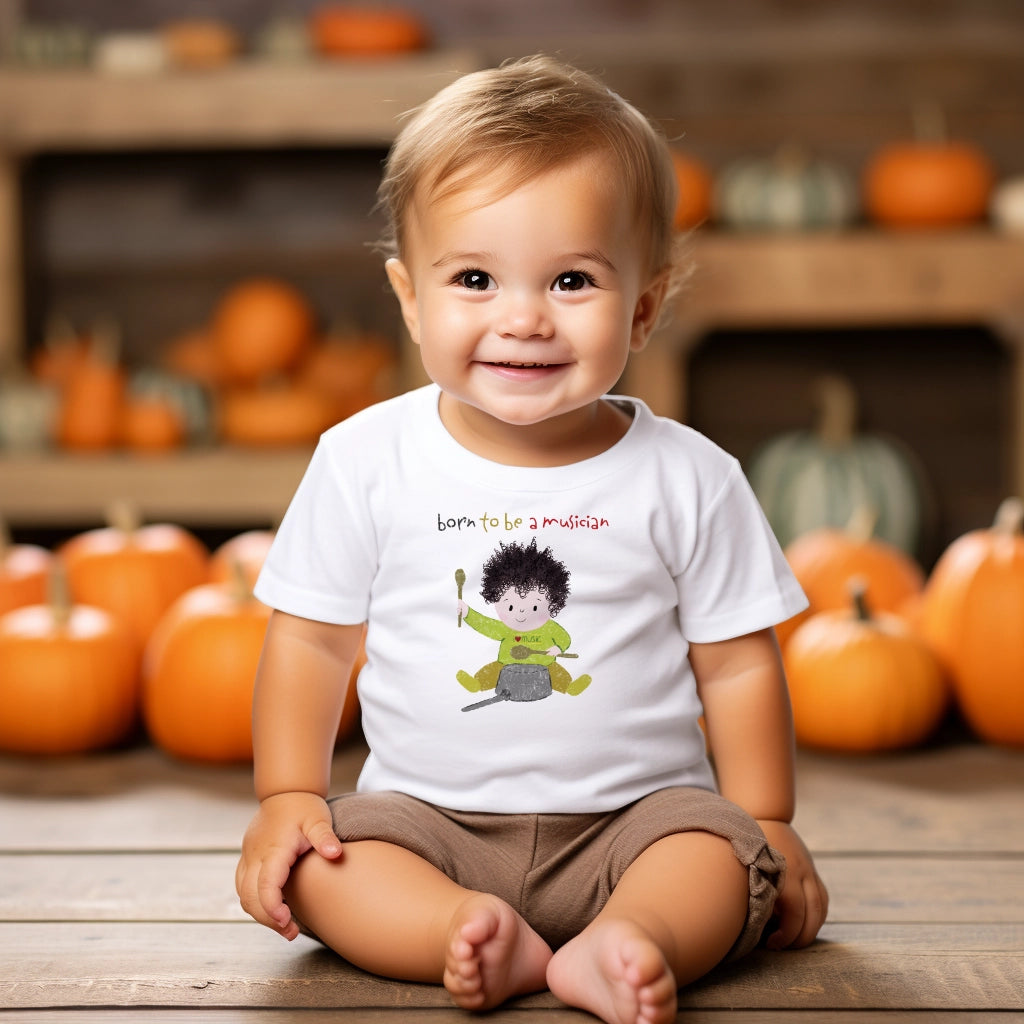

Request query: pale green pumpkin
[{"left": 747, "top": 376, "right": 926, "bottom": 555}]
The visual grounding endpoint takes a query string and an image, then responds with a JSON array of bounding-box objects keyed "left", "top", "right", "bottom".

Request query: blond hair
[{"left": 377, "top": 55, "right": 681, "bottom": 282}]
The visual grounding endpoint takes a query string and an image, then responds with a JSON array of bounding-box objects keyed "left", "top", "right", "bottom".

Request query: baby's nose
[{"left": 498, "top": 291, "right": 553, "bottom": 339}]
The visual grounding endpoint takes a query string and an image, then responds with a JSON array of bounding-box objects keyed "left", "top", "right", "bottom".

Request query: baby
[{"left": 236, "top": 54, "right": 828, "bottom": 1024}]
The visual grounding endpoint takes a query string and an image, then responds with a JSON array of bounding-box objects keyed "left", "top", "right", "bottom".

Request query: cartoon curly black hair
[{"left": 479, "top": 538, "right": 571, "bottom": 616}]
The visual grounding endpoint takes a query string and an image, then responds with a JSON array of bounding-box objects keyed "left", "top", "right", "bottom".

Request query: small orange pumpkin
[
  {"left": 775, "top": 506, "right": 925, "bottom": 649},
  {"left": 60, "top": 503, "right": 209, "bottom": 656},
  {"left": 0, "top": 566, "right": 138, "bottom": 755},
  {"left": 218, "top": 380, "right": 336, "bottom": 447},
  {"left": 309, "top": 6, "right": 428, "bottom": 56},
  {"left": 0, "top": 522, "right": 51, "bottom": 616},
  {"left": 863, "top": 106, "right": 994, "bottom": 227},
  {"left": 54, "top": 322, "right": 126, "bottom": 451},
  {"left": 670, "top": 151, "right": 714, "bottom": 230},
  {"left": 295, "top": 329, "right": 397, "bottom": 421},
  {"left": 208, "top": 529, "right": 276, "bottom": 589},
  {"left": 161, "top": 326, "right": 224, "bottom": 388},
  {"left": 785, "top": 580, "right": 948, "bottom": 752},
  {"left": 119, "top": 395, "right": 187, "bottom": 452},
  {"left": 210, "top": 278, "right": 315, "bottom": 386},
  {"left": 918, "top": 498, "right": 1024, "bottom": 746}
]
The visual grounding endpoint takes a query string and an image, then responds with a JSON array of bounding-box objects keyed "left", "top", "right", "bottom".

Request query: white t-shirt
[{"left": 255, "top": 385, "right": 807, "bottom": 814}]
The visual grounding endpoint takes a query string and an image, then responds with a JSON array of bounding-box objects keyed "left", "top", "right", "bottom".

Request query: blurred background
[{"left": 2, "top": 0, "right": 1023, "bottom": 567}]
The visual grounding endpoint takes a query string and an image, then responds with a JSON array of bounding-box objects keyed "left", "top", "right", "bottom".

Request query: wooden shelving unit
[{"left": 2, "top": 54, "right": 1024, "bottom": 526}]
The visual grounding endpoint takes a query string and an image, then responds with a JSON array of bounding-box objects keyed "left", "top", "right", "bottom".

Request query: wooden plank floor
[{"left": 1, "top": 731, "right": 1022, "bottom": 1023}]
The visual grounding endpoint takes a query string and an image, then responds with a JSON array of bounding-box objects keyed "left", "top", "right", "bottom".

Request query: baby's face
[
  {"left": 385, "top": 151, "right": 665, "bottom": 457},
  {"left": 494, "top": 587, "right": 551, "bottom": 631}
]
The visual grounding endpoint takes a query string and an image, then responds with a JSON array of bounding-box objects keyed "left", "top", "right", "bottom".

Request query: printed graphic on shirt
[{"left": 454, "top": 538, "right": 591, "bottom": 712}]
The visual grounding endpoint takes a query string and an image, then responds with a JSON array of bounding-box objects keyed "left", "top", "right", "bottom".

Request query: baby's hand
[
  {"left": 235, "top": 791, "right": 341, "bottom": 941},
  {"left": 758, "top": 819, "right": 829, "bottom": 951}
]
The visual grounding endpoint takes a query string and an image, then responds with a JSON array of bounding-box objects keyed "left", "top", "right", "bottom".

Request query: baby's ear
[
  {"left": 385, "top": 259, "right": 419, "bottom": 344},
  {"left": 629, "top": 272, "right": 671, "bottom": 353}
]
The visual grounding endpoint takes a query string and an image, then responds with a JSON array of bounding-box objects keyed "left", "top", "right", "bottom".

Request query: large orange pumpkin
[
  {"left": 0, "top": 524, "right": 51, "bottom": 615},
  {"left": 918, "top": 497, "right": 1024, "bottom": 746},
  {"left": 60, "top": 504, "right": 209, "bottom": 656},
  {"left": 785, "top": 581, "right": 948, "bottom": 752},
  {"left": 142, "top": 578, "right": 272, "bottom": 762},
  {"left": 0, "top": 568, "right": 138, "bottom": 755},
  {"left": 210, "top": 278, "right": 315, "bottom": 386}
]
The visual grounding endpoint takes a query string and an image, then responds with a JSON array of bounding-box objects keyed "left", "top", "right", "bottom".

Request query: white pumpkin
[
  {"left": 715, "top": 145, "right": 857, "bottom": 231},
  {"left": 0, "top": 372, "right": 58, "bottom": 451},
  {"left": 990, "top": 177, "right": 1024, "bottom": 234},
  {"left": 746, "top": 375, "right": 928, "bottom": 555}
]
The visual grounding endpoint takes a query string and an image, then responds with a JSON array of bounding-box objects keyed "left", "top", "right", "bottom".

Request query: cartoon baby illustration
[{"left": 456, "top": 538, "right": 591, "bottom": 710}]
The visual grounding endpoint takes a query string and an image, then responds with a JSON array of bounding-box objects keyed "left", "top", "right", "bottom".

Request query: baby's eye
[
  {"left": 552, "top": 270, "right": 594, "bottom": 292},
  {"left": 456, "top": 269, "right": 494, "bottom": 291}
]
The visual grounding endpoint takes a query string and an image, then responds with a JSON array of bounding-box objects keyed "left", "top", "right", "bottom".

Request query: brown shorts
[{"left": 324, "top": 786, "right": 785, "bottom": 959}]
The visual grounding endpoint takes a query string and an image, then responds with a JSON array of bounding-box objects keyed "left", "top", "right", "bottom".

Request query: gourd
[
  {"left": 714, "top": 145, "right": 856, "bottom": 231},
  {"left": 142, "top": 570, "right": 272, "bottom": 763},
  {"left": 784, "top": 580, "right": 948, "bottom": 752},
  {"left": 308, "top": 6, "right": 428, "bottom": 56},
  {"left": 776, "top": 506, "right": 925, "bottom": 648},
  {"left": 862, "top": 104, "right": 994, "bottom": 227},
  {"left": 0, "top": 371, "right": 58, "bottom": 451},
  {"left": 218, "top": 380, "right": 336, "bottom": 446},
  {"left": 54, "top": 321, "right": 126, "bottom": 451},
  {"left": 747, "top": 374, "right": 927, "bottom": 555},
  {"left": 60, "top": 503, "right": 209, "bottom": 656},
  {"left": 670, "top": 151, "right": 714, "bottom": 230},
  {"left": 990, "top": 177, "right": 1024, "bottom": 234},
  {"left": 918, "top": 498, "right": 1024, "bottom": 746},
  {"left": 0, "top": 566, "right": 138, "bottom": 755},
  {"left": 210, "top": 278, "right": 316, "bottom": 386},
  {"left": 295, "top": 329, "right": 398, "bottom": 421},
  {"left": 0, "top": 521, "right": 51, "bottom": 616}
]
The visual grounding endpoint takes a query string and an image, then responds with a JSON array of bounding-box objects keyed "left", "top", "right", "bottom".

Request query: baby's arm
[
  {"left": 690, "top": 629, "right": 829, "bottom": 950},
  {"left": 235, "top": 610, "right": 365, "bottom": 940}
]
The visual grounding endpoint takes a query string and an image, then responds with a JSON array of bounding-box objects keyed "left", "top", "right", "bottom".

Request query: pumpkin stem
[
  {"left": 847, "top": 575, "right": 872, "bottom": 622},
  {"left": 0, "top": 518, "right": 10, "bottom": 559},
  {"left": 993, "top": 496, "right": 1024, "bottom": 535},
  {"left": 813, "top": 374, "right": 857, "bottom": 447},
  {"left": 106, "top": 499, "right": 141, "bottom": 537},
  {"left": 90, "top": 317, "right": 122, "bottom": 366},
  {"left": 229, "top": 557, "right": 254, "bottom": 604},
  {"left": 48, "top": 560, "right": 73, "bottom": 631}
]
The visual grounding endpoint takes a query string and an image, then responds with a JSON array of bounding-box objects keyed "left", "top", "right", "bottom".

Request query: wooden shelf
[
  {"left": 0, "top": 447, "right": 313, "bottom": 527},
  {"left": 0, "top": 52, "right": 480, "bottom": 151}
]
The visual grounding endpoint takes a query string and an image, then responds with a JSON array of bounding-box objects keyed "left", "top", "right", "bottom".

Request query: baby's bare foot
[
  {"left": 443, "top": 893, "right": 552, "bottom": 1011},
  {"left": 546, "top": 918, "right": 677, "bottom": 1024}
]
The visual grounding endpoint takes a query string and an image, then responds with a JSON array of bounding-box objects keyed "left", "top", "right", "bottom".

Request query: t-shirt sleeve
[
  {"left": 253, "top": 435, "right": 376, "bottom": 625},
  {"left": 676, "top": 460, "right": 807, "bottom": 643}
]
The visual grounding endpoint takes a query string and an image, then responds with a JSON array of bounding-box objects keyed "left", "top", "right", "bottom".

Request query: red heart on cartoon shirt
[{"left": 515, "top": 636, "right": 522, "bottom": 642}]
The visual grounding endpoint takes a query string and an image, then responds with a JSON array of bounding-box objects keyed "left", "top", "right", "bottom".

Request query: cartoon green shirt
[{"left": 464, "top": 607, "right": 571, "bottom": 665}]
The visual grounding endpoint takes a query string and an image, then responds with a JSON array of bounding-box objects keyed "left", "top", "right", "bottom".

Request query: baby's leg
[
  {"left": 284, "top": 838, "right": 552, "bottom": 1008},
  {"left": 546, "top": 831, "right": 749, "bottom": 1024}
]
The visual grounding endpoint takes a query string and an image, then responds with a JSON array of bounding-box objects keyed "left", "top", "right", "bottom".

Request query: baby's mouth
[{"left": 490, "top": 361, "right": 556, "bottom": 369}]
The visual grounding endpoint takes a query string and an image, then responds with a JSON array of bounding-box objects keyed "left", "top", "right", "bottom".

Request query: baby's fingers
[{"left": 305, "top": 818, "right": 342, "bottom": 861}]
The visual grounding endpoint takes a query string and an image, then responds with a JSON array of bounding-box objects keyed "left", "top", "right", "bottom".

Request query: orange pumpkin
[
  {"left": 218, "top": 380, "right": 336, "bottom": 447},
  {"left": 295, "top": 330, "right": 397, "bottom": 421},
  {"left": 142, "top": 577, "right": 272, "bottom": 762},
  {"left": 670, "top": 151, "right": 714, "bottom": 230},
  {"left": 60, "top": 504, "right": 209, "bottom": 656},
  {"left": 0, "top": 567, "right": 138, "bottom": 755},
  {"left": 776, "top": 508, "right": 925, "bottom": 649},
  {"left": 309, "top": 6, "right": 428, "bottom": 56},
  {"left": 210, "top": 278, "right": 315, "bottom": 386},
  {"left": 54, "top": 323, "right": 126, "bottom": 451},
  {"left": 918, "top": 498, "right": 1024, "bottom": 746},
  {"left": 785, "top": 581, "right": 948, "bottom": 752},
  {"left": 31, "top": 317, "right": 91, "bottom": 390},
  {"left": 863, "top": 105, "right": 994, "bottom": 228},
  {"left": 208, "top": 529, "right": 276, "bottom": 589},
  {"left": 119, "top": 395, "right": 187, "bottom": 452},
  {"left": 0, "top": 523, "right": 51, "bottom": 616},
  {"left": 161, "top": 326, "right": 224, "bottom": 388}
]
